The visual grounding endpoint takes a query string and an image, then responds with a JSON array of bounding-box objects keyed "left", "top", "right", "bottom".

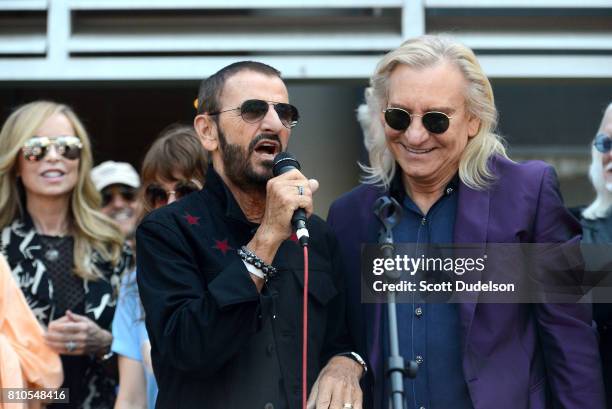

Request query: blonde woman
[{"left": 0, "top": 101, "right": 132, "bottom": 409}]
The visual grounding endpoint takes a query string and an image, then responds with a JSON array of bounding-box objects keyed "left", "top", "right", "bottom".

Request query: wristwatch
[{"left": 336, "top": 351, "right": 368, "bottom": 376}]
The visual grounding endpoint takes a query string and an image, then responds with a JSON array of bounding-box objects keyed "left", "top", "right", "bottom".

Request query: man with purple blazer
[{"left": 327, "top": 35, "right": 605, "bottom": 409}]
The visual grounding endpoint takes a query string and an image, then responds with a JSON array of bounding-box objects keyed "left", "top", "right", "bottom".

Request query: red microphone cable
[{"left": 302, "top": 244, "right": 309, "bottom": 409}]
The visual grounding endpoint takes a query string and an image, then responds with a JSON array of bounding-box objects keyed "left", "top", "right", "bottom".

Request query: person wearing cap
[{"left": 91, "top": 161, "right": 141, "bottom": 240}]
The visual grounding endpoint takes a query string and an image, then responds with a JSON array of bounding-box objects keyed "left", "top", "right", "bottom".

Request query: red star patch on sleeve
[
  {"left": 213, "top": 239, "right": 232, "bottom": 255},
  {"left": 183, "top": 212, "right": 200, "bottom": 225}
]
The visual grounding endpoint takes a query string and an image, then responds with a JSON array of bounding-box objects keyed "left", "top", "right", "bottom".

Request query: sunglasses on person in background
[
  {"left": 22, "top": 136, "right": 83, "bottom": 162},
  {"left": 145, "top": 180, "right": 201, "bottom": 207},
  {"left": 208, "top": 99, "right": 300, "bottom": 129},
  {"left": 594, "top": 133, "right": 612, "bottom": 153},
  {"left": 101, "top": 185, "right": 137, "bottom": 207},
  {"left": 383, "top": 108, "right": 453, "bottom": 134}
]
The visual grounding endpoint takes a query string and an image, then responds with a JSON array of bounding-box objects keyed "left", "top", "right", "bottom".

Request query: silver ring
[
  {"left": 297, "top": 185, "right": 304, "bottom": 196},
  {"left": 65, "top": 340, "right": 77, "bottom": 352},
  {"left": 343, "top": 404, "right": 353, "bottom": 409}
]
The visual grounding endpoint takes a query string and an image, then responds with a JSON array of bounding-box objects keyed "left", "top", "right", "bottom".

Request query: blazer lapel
[
  {"left": 364, "top": 208, "right": 383, "bottom": 384},
  {"left": 454, "top": 181, "right": 490, "bottom": 371}
]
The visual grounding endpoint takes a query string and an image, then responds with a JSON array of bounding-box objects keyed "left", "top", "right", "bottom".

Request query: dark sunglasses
[
  {"left": 594, "top": 133, "right": 612, "bottom": 153},
  {"left": 208, "top": 99, "right": 299, "bottom": 129},
  {"left": 101, "top": 186, "right": 137, "bottom": 207},
  {"left": 145, "top": 180, "right": 201, "bottom": 207},
  {"left": 22, "top": 135, "right": 83, "bottom": 162},
  {"left": 383, "top": 108, "right": 453, "bottom": 134}
]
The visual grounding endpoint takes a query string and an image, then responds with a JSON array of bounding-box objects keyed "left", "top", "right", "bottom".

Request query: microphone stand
[{"left": 373, "top": 197, "right": 418, "bottom": 409}]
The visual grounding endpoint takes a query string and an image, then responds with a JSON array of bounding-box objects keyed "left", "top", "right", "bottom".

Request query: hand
[
  {"left": 44, "top": 310, "right": 112, "bottom": 356},
  {"left": 307, "top": 356, "right": 363, "bottom": 409},
  {"left": 249, "top": 170, "right": 319, "bottom": 264}
]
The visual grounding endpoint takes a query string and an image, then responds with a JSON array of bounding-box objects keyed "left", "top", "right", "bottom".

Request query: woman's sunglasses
[
  {"left": 594, "top": 133, "right": 612, "bottom": 153},
  {"left": 145, "top": 180, "right": 201, "bottom": 207},
  {"left": 208, "top": 99, "right": 300, "bottom": 129},
  {"left": 22, "top": 135, "right": 83, "bottom": 162},
  {"left": 383, "top": 108, "right": 453, "bottom": 134}
]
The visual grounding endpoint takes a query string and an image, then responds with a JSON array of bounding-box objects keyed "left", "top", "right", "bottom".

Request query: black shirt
[{"left": 136, "top": 166, "right": 353, "bottom": 409}]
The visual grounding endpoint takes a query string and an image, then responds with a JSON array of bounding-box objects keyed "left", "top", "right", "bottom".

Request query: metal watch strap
[{"left": 337, "top": 351, "right": 368, "bottom": 375}]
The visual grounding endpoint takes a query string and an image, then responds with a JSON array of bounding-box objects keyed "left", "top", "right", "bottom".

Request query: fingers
[
  {"left": 66, "top": 310, "right": 88, "bottom": 322},
  {"left": 261, "top": 169, "right": 314, "bottom": 240},
  {"left": 44, "top": 330, "right": 85, "bottom": 355},
  {"left": 45, "top": 339, "right": 84, "bottom": 355},
  {"left": 319, "top": 380, "right": 361, "bottom": 409},
  {"left": 308, "top": 178, "right": 320, "bottom": 194},
  {"left": 276, "top": 168, "right": 307, "bottom": 182},
  {"left": 342, "top": 381, "right": 363, "bottom": 409},
  {"left": 314, "top": 377, "right": 334, "bottom": 409},
  {"left": 306, "top": 378, "right": 320, "bottom": 409},
  {"left": 353, "top": 388, "right": 363, "bottom": 409},
  {"left": 45, "top": 316, "right": 91, "bottom": 355},
  {"left": 310, "top": 357, "right": 363, "bottom": 409},
  {"left": 47, "top": 320, "right": 87, "bottom": 336}
]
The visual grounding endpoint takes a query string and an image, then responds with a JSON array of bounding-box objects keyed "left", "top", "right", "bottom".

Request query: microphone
[{"left": 272, "top": 152, "right": 309, "bottom": 247}]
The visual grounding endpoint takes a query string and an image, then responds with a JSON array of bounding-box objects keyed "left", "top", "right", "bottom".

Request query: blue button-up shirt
[{"left": 390, "top": 176, "right": 473, "bottom": 409}]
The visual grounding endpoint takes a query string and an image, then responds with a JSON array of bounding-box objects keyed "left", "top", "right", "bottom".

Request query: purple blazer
[{"left": 327, "top": 155, "right": 605, "bottom": 409}]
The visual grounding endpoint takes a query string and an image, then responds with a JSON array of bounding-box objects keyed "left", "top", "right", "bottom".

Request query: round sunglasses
[
  {"left": 594, "top": 133, "right": 612, "bottom": 153},
  {"left": 145, "top": 180, "right": 201, "bottom": 207},
  {"left": 22, "top": 135, "right": 83, "bottom": 162},
  {"left": 383, "top": 108, "right": 453, "bottom": 134},
  {"left": 208, "top": 99, "right": 299, "bottom": 129}
]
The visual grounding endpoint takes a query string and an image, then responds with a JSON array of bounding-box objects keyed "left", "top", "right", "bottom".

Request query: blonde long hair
[
  {"left": 361, "top": 34, "right": 508, "bottom": 190},
  {"left": 0, "top": 101, "right": 124, "bottom": 280}
]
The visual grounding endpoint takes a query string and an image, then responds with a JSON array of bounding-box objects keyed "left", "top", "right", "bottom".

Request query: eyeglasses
[
  {"left": 208, "top": 99, "right": 300, "bottom": 129},
  {"left": 101, "top": 185, "right": 137, "bottom": 207},
  {"left": 22, "top": 136, "right": 83, "bottom": 162},
  {"left": 594, "top": 133, "right": 612, "bottom": 153},
  {"left": 145, "top": 180, "right": 201, "bottom": 207},
  {"left": 383, "top": 108, "right": 453, "bottom": 134}
]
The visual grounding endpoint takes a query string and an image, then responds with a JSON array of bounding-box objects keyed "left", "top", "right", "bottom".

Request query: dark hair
[
  {"left": 140, "top": 124, "right": 209, "bottom": 214},
  {"left": 196, "top": 61, "right": 282, "bottom": 114}
]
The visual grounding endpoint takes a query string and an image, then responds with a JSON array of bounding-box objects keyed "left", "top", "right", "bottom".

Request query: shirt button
[
  {"left": 446, "top": 187, "right": 453, "bottom": 194},
  {"left": 264, "top": 403, "right": 274, "bottom": 409},
  {"left": 415, "top": 355, "right": 424, "bottom": 365},
  {"left": 419, "top": 406, "right": 426, "bottom": 409},
  {"left": 415, "top": 307, "right": 423, "bottom": 317}
]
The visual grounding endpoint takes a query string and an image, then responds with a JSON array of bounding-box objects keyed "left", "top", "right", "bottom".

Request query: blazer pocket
[{"left": 292, "top": 268, "right": 338, "bottom": 305}]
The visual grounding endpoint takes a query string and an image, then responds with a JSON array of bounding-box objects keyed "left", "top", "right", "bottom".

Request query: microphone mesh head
[{"left": 272, "top": 152, "right": 300, "bottom": 176}]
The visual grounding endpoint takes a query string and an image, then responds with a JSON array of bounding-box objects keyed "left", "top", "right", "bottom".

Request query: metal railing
[{"left": 0, "top": 0, "right": 610, "bottom": 80}]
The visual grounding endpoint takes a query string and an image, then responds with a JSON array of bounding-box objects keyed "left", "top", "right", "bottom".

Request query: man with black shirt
[{"left": 136, "top": 61, "right": 365, "bottom": 409}]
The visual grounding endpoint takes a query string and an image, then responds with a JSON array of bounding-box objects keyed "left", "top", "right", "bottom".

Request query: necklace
[{"left": 41, "top": 235, "right": 68, "bottom": 262}]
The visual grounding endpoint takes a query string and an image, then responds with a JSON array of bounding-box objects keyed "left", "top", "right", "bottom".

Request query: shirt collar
[
  {"left": 389, "top": 165, "right": 460, "bottom": 202},
  {"left": 204, "top": 165, "right": 257, "bottom": 227}
]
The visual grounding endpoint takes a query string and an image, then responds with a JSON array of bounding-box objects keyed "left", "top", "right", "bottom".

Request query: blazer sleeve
[
  {"left": 319, "top": 230, "right": 355, "bottom": 366},
  {"left": 532, "top": 166, "right": 606, "bottom": 409},
  {"left": 136, "top": 219, "right": 265, "bottom": 376}
]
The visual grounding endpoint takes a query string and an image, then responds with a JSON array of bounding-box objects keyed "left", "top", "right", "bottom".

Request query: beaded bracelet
[{"left": 237, "top": 246, "right": 277, "bottom": 279}]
